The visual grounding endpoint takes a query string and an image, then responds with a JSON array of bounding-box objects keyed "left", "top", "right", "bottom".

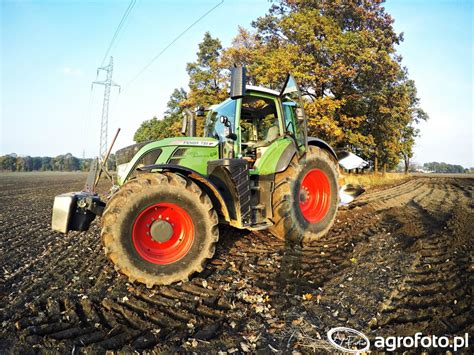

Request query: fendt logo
[{"left": 327, "top": 327, "right": 370, "bottom": 353}]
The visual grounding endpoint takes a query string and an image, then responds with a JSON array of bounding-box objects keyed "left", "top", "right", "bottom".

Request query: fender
[
  {"left": 274, "top": 142, "right": 298, "bottom": 173},
  {"left": 307, "top": 137, "right": 338, "bottom": 161},
  {"left": 138, "top": 164, "right": 231, "bottom": 222}
]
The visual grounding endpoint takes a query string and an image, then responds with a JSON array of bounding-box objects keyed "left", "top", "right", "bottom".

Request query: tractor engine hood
[{"left": 116, "top": 137, "right": 219, "bottom": 186}]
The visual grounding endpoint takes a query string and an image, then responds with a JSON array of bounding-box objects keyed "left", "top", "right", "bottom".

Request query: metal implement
[{"left": 52, "top": 192, "right": 104, "bottom": 233}]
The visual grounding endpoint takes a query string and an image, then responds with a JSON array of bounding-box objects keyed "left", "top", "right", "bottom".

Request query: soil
[{"left": 0, "top": 172, "right": 472, "bottom": 353}]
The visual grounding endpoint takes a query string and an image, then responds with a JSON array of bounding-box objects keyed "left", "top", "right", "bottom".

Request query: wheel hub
[
  {"left": 132, "top": 203, "right": 194, "bottom": 265},
  {"left": 150, "top": 220, "right": 174, "bottom": 243},
  {"left": 298, "top": 168, "right": 331, "bottom": 223}
]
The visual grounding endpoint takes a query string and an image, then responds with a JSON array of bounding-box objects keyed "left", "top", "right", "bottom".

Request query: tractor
[{"left": 52, "top": 68, "right": 366, "bottom": 287}]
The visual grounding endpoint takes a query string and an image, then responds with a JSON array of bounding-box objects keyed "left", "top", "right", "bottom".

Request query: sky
[{"left": 1, "top": 0, "right": 473, "bottom": 167}]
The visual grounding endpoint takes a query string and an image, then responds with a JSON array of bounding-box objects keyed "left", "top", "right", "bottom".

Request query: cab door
[
  {"left": 280, "top": 74, "right": 308, "bottom": 151},
  {"left": 205, "top": 99, "right": 238, "bottom": 158}
]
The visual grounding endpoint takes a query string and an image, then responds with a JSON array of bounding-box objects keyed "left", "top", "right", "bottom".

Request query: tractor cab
[{"left": 204, "top": 72, "right": 306, "bottom": 172}]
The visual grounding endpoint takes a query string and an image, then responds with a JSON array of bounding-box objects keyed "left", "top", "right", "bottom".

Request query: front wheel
[
  {"left": 269, "top": 146, "right": 339, "bottom": 243},
  {"left": 101, "top": 172, "right": 219, "bottom": 287}
]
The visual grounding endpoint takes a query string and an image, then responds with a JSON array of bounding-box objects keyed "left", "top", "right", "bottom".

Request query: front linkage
[{"left": 52, "top": 129, "right": 120, "bottom": 233}]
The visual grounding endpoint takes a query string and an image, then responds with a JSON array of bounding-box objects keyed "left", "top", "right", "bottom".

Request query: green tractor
[{"left": 52, "top": 68, "right": 366, "bottom": 287}]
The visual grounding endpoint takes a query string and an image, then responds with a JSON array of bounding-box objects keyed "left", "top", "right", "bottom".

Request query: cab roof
[{"left": 246, "top": 85, "right": 280, "bottom": 97}]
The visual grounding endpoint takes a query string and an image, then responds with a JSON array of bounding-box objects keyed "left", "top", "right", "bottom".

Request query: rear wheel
[
  {"left": 101, "top": 172, "right": 219, "bottom": 287},
  {"left": 269, "top": 146, "right": 339, "bottom": 243}
]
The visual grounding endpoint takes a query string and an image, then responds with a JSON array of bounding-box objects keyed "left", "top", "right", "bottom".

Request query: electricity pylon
[{"left": 92, "top": 56, "right": 120, "bottom": 161}]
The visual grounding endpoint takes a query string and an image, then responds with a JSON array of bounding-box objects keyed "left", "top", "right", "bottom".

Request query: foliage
[
  {"left": 184, "top": 32, "right": 228, "bottom": 109},
  {"left": 0, "top": 153, "right": 95, "bottom": 172},
  {"left": 134, "top": 32, "right": 227, "bottom": 142},
  {"left": 423, "top": 162, "right": 466, "bottom": 174}
]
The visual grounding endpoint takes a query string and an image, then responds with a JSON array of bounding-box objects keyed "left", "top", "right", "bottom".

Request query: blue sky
[{"left": 1, "top": 0, "right": 473, "bottom": 167}]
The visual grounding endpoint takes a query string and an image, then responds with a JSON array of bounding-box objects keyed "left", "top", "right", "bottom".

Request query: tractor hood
[{"left": 116, "top": 137, "right": 219, "bottom": 186}]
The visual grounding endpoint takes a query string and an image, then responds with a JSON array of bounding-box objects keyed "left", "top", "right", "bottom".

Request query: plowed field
[{"left": 0, "top": 172, "right": 472, "bottom": 353}]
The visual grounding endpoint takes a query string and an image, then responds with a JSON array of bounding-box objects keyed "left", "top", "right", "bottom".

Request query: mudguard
[
  {"left": 138, "top": 164, "right": 231, "bottom": 222},
  {"left": 307, "top": 137, "right": 338, "bottom": 161}
]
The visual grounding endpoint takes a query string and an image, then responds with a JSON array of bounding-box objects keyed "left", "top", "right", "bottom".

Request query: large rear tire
[
  {"left": 101, "top": 172, "right": 219, "bottom": 287},
  {"left": 269, "top": 146, "right": 339, "bottom": 243}
]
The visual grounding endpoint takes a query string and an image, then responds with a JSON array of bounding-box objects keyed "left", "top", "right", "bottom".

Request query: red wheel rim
[
  {"left": 299, "top": 169, "right": 331, "bottom": 223},
  {"left": 132, "top": 203, "right": 194, "bottom": 265}
]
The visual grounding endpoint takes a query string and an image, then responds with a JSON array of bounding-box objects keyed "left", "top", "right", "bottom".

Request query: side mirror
[
  {"left": 195, "top": 106, "right": 205, "bottom": 117},
  {"left": 220, "top": 115, "right": 229, "bottom": 126},
  {"left": 230, "top": 66, "right": 246, "bottom": 99},
  {"left": 182, "top": 109, "right": 196, "bottom": 136},
  {"left": 295, "top": 107, "right": 305, "bottom": 121}
]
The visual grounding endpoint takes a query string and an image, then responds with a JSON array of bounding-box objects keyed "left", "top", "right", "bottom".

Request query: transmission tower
[{"left": 92, "top": 56, "right": 120, "bottom": 160}]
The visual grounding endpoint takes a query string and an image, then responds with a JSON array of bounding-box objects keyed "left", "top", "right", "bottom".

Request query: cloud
[{"left": 61, "top": 66, "right": 83, "bottom": 76}]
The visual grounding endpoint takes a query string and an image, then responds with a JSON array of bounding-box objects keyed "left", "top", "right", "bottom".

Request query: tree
[
  {"left": 423, "top": 162, "right": 465, "bottom": 173},
  {"left": 185, "top": 32, "right": 227, "bottom": 109},
  {"left": 41, "top": 157, "right": 53, "bottom": 171},
  {"left": 0, "top": 154, "right": 92, "bottom": 172},
  {"left": 134, "top": 32, "right": 227, "bottom": 142},
  {"left": 32, "top": 157, "right": 43, "bottom": 171},
  {"left": 53, "top": 155, "right": 65, "bottom": 171},
  {"left": 132, "top": 1, "right": 427, "bottom": 168},
  {"left": 0, "top": 155, "right": 16, "bottom": 171}
]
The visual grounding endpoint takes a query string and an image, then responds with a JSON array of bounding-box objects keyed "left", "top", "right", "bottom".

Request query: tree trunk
[
  {"left": 374, "top": 156, "right": 378, "bottom": 175},
  {"left": 382, "top": 163, "right": 387, "bottom": 176},
  {"left": 404, "top": 156, "right": 409, "bottom": 175}
]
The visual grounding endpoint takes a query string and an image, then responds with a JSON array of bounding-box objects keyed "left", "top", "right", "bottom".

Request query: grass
[{"left": 342, "top": 172, "right": 410, "bottom": 189}]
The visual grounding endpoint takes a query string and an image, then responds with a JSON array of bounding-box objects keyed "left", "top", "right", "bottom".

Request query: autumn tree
[
  {"left": 224, "top": 0, "right": 426, "bottom": 170},
  {"left": 134, "top": 32, "right": 227, "bottom": 142},
  {"left": 0, "top": 155, "right": 16, "bottom": 171},
  {"left": 184, "top": 32, "right": 227, "bottom": 109}
]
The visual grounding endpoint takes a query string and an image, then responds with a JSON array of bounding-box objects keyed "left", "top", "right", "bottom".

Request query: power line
[
  {"left": 100, "top": 0, "right": 137, "bottom": 67},
  {"left": 123, "top": 0, "right": 224, "bottom": 91}
]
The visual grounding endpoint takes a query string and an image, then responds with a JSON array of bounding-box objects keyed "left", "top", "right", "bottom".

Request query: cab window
[
  {"left": 283, "top": 100, "right": 304, "bottom": 147},
  {"left": 240, "top": 96, "right": 279, "bottom": 146},
  {"left": 205, "top": 99, "right": 236, "bottom": 141}
]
